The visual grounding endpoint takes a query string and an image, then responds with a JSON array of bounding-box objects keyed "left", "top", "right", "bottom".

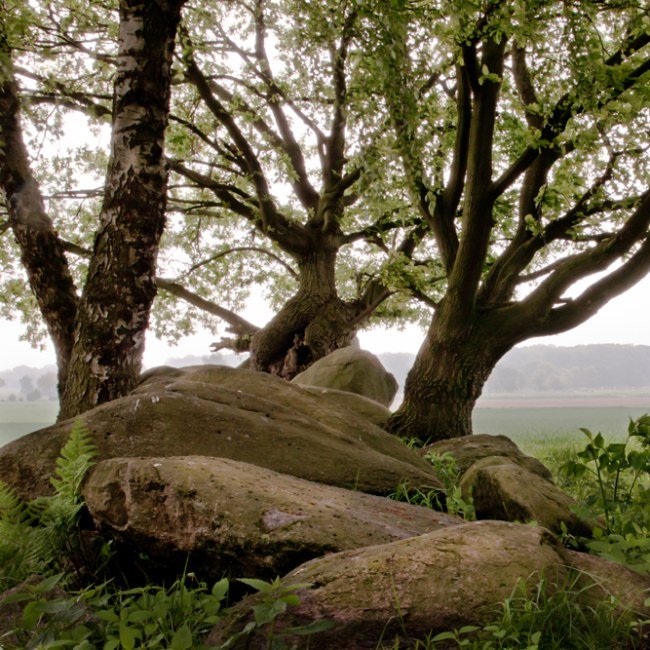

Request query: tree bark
[
  {"left": 387, "top": 304, "right": 512, "bottom": 441},
  {"left": 59, "top": 0, "right": 185, "bottom": 419},
  {"left": 0, "top": 43, "right": 79, "bottom": 399},
  {"left": 249, "top": 247, "right": 357, "bottom": 377}
]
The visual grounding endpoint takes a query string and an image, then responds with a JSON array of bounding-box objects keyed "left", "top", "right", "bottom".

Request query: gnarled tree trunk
[
  {"left": 249, "top": 248, "right": 358, "bottom": 377},
  {"left": 387, "top": 304, "right": 514, "bottom": 441},
  {"left": 0, "top": 45, "right": 79, "bottom": 399}
]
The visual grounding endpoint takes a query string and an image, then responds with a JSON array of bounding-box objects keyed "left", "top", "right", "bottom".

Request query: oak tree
[{"left": 376, "top": 0, "right": 650, "bottom": 439}]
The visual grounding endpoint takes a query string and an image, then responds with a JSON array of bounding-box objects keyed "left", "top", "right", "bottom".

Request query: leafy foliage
[
  {"left": 389, "top": 446, "right": 475, "bottom": 520},
  {"left": 423, "top": 450, "right": 476, "bottom": 521},
  {"left": 2, "top": 574, "right": 334, "bottom": 650},
  {"left": 2, "top": 573, "right": 229, "bottom": 650},
  {"left": 0, "top": 420, "right": 97, "bottom": 590},
  {"left": 559, "top": 414, "right": 650, "bottom": 572},
  {"left": 217, "top": 577, "right": 333, "bottom": 649}
]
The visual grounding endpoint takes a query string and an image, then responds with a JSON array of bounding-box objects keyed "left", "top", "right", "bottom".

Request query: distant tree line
[{"left": 381, "top": 345, "right": 650, "bottom": 395}]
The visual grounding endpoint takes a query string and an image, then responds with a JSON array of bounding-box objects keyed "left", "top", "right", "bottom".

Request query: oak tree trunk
[
  {"left": 388, "top": 306, "right": 512, "bottom": 442},
  {"left": 59, "top": 0, "right": 184, "bottom": 419},
  {"left": 249, "top": 248, "right": 357, "bottom": 377}
]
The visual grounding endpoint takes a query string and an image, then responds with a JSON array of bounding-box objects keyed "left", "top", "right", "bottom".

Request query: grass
[
  {"left": 0, "top": 401, "right": 58, "bottom": 448},
  {"left": 473, "top": 406, "right": 649, "bottom": 459}
]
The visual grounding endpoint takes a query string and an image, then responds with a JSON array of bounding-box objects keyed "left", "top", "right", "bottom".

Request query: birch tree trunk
[{"left": 59, "top": 0, "right": 185, "bottom": 419}]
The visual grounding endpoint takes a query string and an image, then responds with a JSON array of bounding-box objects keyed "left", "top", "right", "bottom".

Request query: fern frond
[
  {"left": 0, "top": 481, "right": 33, "bottom": 588},
  {"left": 0, "top": 480, "right": 27, "bottom": 522},
  {"left": 0, "top": 421, "right": 98, "bottom": 589},
  {"left": 50, "top": 419, "right": 98, "bottom": 500}
]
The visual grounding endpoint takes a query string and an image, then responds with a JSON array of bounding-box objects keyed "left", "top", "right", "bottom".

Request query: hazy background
[{"left": 2, "top": 268, "right": 649, "bottom": 371}]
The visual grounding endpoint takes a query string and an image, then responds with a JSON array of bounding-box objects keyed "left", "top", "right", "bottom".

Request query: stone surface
[
  {"left": 460, "top": 456, "right": 593, "bottom": 536},
  {"left": 207, "top": 522, "right": 569, "bottom": 649},
  {"left": 292, "top": 347, "right": 398, "bottom": 406},
  {"left": 0, "top": 365, "right": 440, "bottom": 501},
  {"left": 83, "top": 456, "right": 462, "bottom": 580},
  {"left": 424, "top": 434, "right": 552, "bottom": 480},
  {"left": 207, "top": 521, "right": 650, "bottom": 649},
  {"left": 298, "top": 385, "right": 391, "bottom": 428}
]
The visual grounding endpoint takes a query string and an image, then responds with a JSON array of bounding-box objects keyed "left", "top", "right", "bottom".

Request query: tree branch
[
  {"left": 535, "top": 234, "right": 650, "bottom": 337},
  {"left": 179, "top": 245, "right": 298, "bottom": 280},
  {"left": 520, "top": 189, "right": 650, "bottom": 322},
  {"left": 156, "top": 278, "right": 259, "bottom": 337},
  {"left": 491, "top": 32, "right": 650, "bottom": 200},
  {"left": 252, "top": 0, "right": 319, "bottom": 209}
]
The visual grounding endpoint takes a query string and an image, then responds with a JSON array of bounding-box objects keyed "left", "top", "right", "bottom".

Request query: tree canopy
[{"left": 0, "top": 0, "right": 648, "bottom": 433}]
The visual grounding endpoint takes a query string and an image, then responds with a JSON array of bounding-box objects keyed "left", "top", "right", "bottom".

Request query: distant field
[
  {"left": 0, "top": 401, "right": 58, "bottom": 448},
  {"left": 473, "top": 404, "right": 649, "bottom": 458}
]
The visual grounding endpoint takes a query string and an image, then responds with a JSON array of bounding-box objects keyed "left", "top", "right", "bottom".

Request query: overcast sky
[{"left": 1, "top": 271, "right": 649, "bottom": 370}]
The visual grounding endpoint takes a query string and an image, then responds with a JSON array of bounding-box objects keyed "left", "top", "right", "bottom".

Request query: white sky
[{"left": 2, "top": 271, "right": 649, "bottom": 370}]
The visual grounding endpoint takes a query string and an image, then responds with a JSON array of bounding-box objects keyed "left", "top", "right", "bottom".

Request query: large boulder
[
  {"left": 207, "top": 521, "right": 650, "bottom": 649},
  {"left": 460, "top": 456, "right": 593, "bottom": 536},
  {"left": 0, "top": 366, "right": 440, "bottom": 501},
  {"left": 298, "top": 386, "right": 391, "bottom": 428},
  {"left": 83, "top": 456, "right": 462, "bottom": 581},
  {"left": 292, "top": 347, "right": 398, "bottom": 406},
  {"left": 424, "top": 434, "right": 552, "bottom": 480}
]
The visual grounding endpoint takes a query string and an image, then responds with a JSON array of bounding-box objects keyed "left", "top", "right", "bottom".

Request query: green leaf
[
  {"left": 170, "top": 623, "right": 193, "bottom": 650},
  {"left": 119, "top": 622, "right": 138, "bottom": 650},
  {"left": 212, "top": 578, "right": 229, "bottom": 601},
  {"left": 238, "top": 578, "right": 273, "bottom": 594},
  {"left": 33, "top": 573, "right": 63, "bottom": 593},
  {"left": 252, "top": 599, "right": 287, "bottom": 626}
]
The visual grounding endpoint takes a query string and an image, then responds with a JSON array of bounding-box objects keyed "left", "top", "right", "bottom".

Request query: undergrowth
[
  {"left": 1, "top": 417, "right": 648, "bottom": 649},
  {"left": 554, "top": 414, "right": 650, "bottom": 572},
  {"left": 379, "top": 571, "right": 648, "bottom": 649},
  {"left": 390, "top": 445, "right": 475, "bottom": 520},
  {"left": 0, "top": 425, "right": 323, "bottom": 649},
  {"left": 0, "top": 419, "right": 98, "bottom": 591}
]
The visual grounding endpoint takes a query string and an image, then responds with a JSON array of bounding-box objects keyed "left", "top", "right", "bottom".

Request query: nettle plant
[{"left": 560, "top": 414, "right": 650, "bottom": 572}]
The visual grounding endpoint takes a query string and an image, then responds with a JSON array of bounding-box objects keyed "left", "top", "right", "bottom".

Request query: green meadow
[
  {"left": 0, "top": 401, "right": 59, "bottom": 448},
  {"left": 473, "top": 404, "right": 650, "bottom": 459}
]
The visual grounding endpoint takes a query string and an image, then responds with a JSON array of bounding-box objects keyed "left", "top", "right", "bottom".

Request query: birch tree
[{"left": 0, "top": 0, "right": 185, "bottom": 418}]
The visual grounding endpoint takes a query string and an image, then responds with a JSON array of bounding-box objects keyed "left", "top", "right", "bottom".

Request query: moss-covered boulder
[
  {"left": 206, "top": 522, "right": 565, "bottom": 648},
  {"left": 460, "top": 456, "right": 593, "bottom": 536},
  {"left": 292, "top": 347, "right": 398, "bottom": 406},
  {"left": 298, "top": 386, "right": 391, "bottom": 428},
  {"left": 207, "top": 521, "right": 650, "bottom": 649},
  {"left": 83, "top": 456, "right": 462, "bottom": 581},
  {"left": 0, "top": 366, "right": 440, "bottom": 501},
  {"left": 424, "top": 434, "right": 552, "bottom": 479}
]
